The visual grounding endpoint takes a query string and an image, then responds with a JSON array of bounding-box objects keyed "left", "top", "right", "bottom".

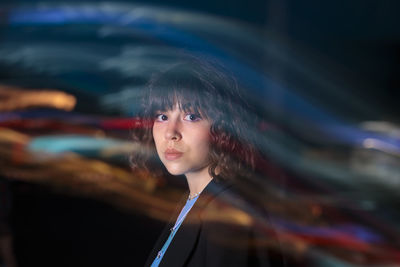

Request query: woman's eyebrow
[{"left": 154, "top": 108, "right": 169, "bottom": 113}]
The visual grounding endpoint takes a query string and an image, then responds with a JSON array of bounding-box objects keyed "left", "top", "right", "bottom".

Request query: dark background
[{"left": 1, "top": 1, "right": 399, "bottom": 266}]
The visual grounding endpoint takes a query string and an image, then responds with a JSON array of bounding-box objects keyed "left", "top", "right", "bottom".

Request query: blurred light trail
[
  {"left": 0, "top": 127, "right": 30, "bottom": 144},
  {"left": 28, "top": 135, "right": 137, "bottom": 156},
  {"left": 0, "top": 110, "right": 148, "bottom": 132},
  {"left": 15, "top": 4, "right": 396, "bottom": 147},
  {"left": 0, "top": 85, "right": 76, "bottom": 111},
  {"left": 4, "top": 3, "right": 399, "bottom": 155},
  {"left": 3, "top": 5, "right": 362, "bottom": 124},
  {"left": 273, "top": 218, "right": 382, "bottom": 245},
  {"left": 363, "top": 138, "right": 400, "bottom": 156},
  {"left": 1, "top": 3, "right": 400, "bottom": 266}
]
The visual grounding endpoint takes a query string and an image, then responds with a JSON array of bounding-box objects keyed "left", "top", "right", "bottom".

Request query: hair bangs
[{"left": 146, "top": 69, "right": 214, "bottom": 120}]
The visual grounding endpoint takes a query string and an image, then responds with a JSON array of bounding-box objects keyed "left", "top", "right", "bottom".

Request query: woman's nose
[{"left": 165, "top": 119, "right": 182, "bottom": 141}]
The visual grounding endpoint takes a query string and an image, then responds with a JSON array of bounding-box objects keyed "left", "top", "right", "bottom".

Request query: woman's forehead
[{"left": 154, "top": 100, "right": 203, "bottom": 113}]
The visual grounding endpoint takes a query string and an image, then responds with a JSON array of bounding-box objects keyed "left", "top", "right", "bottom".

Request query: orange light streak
[{"left": 0, "top": 85, "right": 76, "bottom": 111}]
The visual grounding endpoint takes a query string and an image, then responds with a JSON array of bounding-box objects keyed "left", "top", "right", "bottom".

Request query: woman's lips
[{"left": 164, "top": 148, "right": 183, "bottom": 160}]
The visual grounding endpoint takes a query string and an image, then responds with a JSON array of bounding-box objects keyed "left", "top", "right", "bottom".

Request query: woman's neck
[{"left": 185, "top": 167, "right": 213, "bottom": 197}]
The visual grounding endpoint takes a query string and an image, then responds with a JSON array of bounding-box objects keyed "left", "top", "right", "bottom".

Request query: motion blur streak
[
  {"left": 0, "top": 2, "right": 399, "bottom": 267},
  {"left": 0, "top": 85, "right": 76, "bottom": 111}
]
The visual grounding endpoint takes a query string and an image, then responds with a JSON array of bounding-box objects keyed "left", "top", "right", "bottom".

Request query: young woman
[{"left": 131, "top": 56, "right": 284, "bottom": 267}]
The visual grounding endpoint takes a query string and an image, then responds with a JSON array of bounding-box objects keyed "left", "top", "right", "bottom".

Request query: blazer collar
[
  {"left": 192, "top": 178, "right": 233, "bottom": 214},
  {"left": 156, "top": 178, "right": 232, "bottom": 267}
]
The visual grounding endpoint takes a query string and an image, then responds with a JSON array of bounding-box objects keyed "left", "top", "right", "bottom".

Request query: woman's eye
[
  {"left": 155, "top": 114, "right": 168, "bottom": 121},
  {"left": 184, "top": 114, "right": 201, "bottom": 122}
]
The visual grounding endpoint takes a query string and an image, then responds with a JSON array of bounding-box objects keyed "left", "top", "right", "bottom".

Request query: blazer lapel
[
  {"left": 144, "top": 220, "right": 174, "bottom": 266},
  {"left": 144, "top": 195, "right": 187, "bottom": 267},
  {"left": 159, "top": 179, "right": 233, "bottom": 267},
  {"left": 159, "top": 210, "right": 202, "bottom": 267}
]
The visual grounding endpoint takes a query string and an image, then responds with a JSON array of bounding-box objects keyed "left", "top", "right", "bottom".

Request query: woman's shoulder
[
  {"left": 201, "top": 180, "right": 287, "bottom": 266},
  {"left": 198, "top": 179, "right": 253, "bottom": 228}
]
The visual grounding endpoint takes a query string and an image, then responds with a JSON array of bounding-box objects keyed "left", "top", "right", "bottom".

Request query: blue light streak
[{"left": 6, "top": 5, "right": 400, "bottom": 151}]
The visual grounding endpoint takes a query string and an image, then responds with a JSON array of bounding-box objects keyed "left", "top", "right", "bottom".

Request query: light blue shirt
[{"left": 151, "top": 195, "right": 199, "bottom": 267}]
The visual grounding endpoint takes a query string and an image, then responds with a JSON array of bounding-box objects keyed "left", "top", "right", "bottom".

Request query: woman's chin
[{"left": 165, "top": 166, "right": 185, "bottom": 176}]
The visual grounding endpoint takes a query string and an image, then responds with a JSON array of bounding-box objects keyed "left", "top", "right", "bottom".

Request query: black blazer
[{"left": 145, "top": 179, "right": 285, "bottom": 267}]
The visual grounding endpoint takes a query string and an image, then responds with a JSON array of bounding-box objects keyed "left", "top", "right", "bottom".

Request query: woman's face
[{"left": 152, "top": 104, "right": 212, "bottom": 177}]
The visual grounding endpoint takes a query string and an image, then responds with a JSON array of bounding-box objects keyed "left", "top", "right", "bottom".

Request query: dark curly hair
[{"left": 130, "top": 56, "right": 260, "bottom": 181}]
